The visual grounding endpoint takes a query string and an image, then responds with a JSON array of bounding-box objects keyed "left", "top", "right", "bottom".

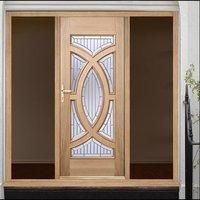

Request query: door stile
[
  {"left": 115, "top": 17, "right": 125, "bottom": 176},
  {"left": 124, "top": 17, "right": 130, "bottom": 179},
  {"left": 60, "top": 17, "right": 70, "bottom": 176},
  {"left": 55, "top": 16, "right": 61, "bottom": 179}
]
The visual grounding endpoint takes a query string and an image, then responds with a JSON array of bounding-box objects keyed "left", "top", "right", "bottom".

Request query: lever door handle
[
  {"left": 61, "top": 84, "right": 71, "bottom": 102},
  {"left": 62, "top": 89, "right": 72, "bottom": 94}
]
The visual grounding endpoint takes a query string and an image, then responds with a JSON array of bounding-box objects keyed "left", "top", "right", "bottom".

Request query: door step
[{"left": 4, "top": 187, "right": 179, "bottom": 199}]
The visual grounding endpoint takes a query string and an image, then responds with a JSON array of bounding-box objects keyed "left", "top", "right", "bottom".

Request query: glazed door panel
[{"left": 60, "top": 17, "right": 125, "bottom": 177}]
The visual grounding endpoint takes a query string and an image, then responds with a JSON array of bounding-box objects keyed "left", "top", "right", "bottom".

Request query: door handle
[
  {"left": 62, "top": 89, "right": 72, "bottom": 93},
  {"left": 61, "top": 84, "right": 71, "bottom": 102}
]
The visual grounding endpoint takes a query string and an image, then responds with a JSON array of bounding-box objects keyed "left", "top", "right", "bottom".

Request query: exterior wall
[
  {"left": 189, "top": 2, "right": 199, "bottom": 198},
  {"left": 179, "top": 2, "right": 199, "bottom": 199},
  {"left": 4, "top": 1, "right": 179, "bottom": 11},
  {"left": 0, "top": 1, "right": 199, "bottom": 199},
  {"left": 0, "top": 2, "right": 4, "bottom": 198}
]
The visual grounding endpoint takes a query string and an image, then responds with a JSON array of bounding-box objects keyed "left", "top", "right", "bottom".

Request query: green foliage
[{"left": 185, "top": 64, "right": 200, "bottom": 101}]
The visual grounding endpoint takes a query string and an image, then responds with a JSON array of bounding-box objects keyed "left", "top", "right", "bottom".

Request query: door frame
[{"left": 4, "top": 11, "right": 179, "bottom": 187}]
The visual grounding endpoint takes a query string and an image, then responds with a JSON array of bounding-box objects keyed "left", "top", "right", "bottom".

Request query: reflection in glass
[
  {"left": 71, "top": 54, "right": 86, "bottom": 91},
  {"left": 82, "top": 69, "right": 103, "bottom": 125},
  {"left": 71, "top": 138, "right": 113, "bottom": 157},
  {"left": 99, "top": 54, "right": 114, "bottom": 92},
  {"left": 99, "top": 101, "right": 114, "bottom": 140},
  {"left": 71, "top": 101, "right": 86, "bottom": 141},
  {"left": 71, "top": 36, "right": 115, "bottom": 56}
]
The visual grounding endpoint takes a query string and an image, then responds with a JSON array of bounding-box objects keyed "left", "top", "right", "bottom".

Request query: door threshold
[
  {"left": 60, "top": 176, "right": 125, "bottom": 180},
  {"left": 4, "top": 179, "right": 179, "bottom": 188}
]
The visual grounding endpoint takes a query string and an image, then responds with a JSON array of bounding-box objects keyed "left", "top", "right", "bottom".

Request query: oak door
[{"left": 60, "top": 17, "right": 125, "bottom": 177}]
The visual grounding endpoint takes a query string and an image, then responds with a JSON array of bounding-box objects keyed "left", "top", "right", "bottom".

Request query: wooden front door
[{"left": 60, "top": 17, "right": 125, "bottom": 177}]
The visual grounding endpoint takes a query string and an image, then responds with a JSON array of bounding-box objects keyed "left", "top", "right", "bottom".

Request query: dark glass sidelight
[
  {"left": 130, "top": 17, "right": 173, "bottom": 179},
  {"left": 11, "top": 17, "right": 55, "bottom": 179}
]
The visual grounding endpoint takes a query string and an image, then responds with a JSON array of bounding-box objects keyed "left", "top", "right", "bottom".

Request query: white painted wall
[
  {"left": 188, "top": 2, "right": 199, "bottom": 199},
  {"left": 0, "top": 1, "right": 199, "bottom": 199},
  {"left": 0, "top": 2, "right": 4, "bottom": 198},
  {"left": 4, "top": 1, "right": 179, "bottom": 11},
  {"left": 179, "top": 1, "right": 199, "bottom": 199}
]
